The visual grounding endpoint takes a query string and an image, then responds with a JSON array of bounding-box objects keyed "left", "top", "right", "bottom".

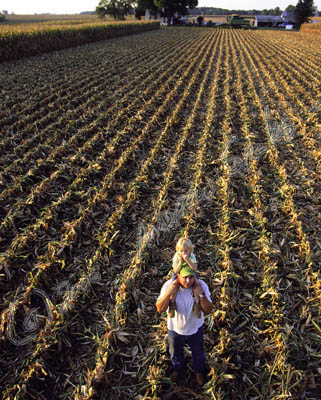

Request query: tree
[
  {"left": 96, "top": 0, "right": 134, "bottom": 20},
  {"left": 294, "top": 0, "right": 315, "bottom": 28},
  {"left": 197, "top": 15, "right": 203, "bottom": 25},
  {"left": 285, "top": 4, "right": 296, "bottom": 12},
  {"left": 273, "top": 6, "right": 281, "bottom": 15},
  {"left": 153, "top": 0, "right": 198, "bottom": 23},
  {"left": 135, "top": 0, "right": 158, "bottom": 19}
]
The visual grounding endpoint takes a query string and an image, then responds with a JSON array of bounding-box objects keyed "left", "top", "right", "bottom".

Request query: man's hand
[
  {"left": 192, "top": 280, "right": 213, "bottom": 314},
  {"left": 156, "top": 279, "right": 179, "bottom": 313},
  {"left": 192, "top": 279, "right": 204, "bottom": 296},
  {"left": 167, "top": 278, "right": 179, "bottom": 296}
]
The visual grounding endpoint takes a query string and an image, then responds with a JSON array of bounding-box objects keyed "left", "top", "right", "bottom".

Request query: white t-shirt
[{"left": 157, "top": 279, "right": 212, "bottom": 335}]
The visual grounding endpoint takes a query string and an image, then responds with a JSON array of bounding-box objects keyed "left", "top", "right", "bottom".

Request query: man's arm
[
  {"left": 156, "top": 279, "right": 179, "bottom": 313},
  {"left": 199, "top": 294, "right": 213, "bottom": 314}
]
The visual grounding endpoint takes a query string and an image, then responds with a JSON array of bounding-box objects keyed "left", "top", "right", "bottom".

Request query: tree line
[
  {"left": 95, "top": 0, "right": 318, "bottom": 28},
  {"left": 189, "top": 6, "right": 284, "bottom": 16}
]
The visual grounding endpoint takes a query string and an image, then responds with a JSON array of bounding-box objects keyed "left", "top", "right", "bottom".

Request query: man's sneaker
[
  {"left": 168, "top": 303, "right": 176, "bottom": 318},
  {"left": 195, "top": 372, "right": 205, "bottom": 386},
  {"left": 193, "top": 302, "right": 201, "bottom": 318}
]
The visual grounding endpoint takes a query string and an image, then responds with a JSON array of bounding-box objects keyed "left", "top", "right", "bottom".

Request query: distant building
[
  {"left": 281, "top": 11, "right": 295, "bottom": 24},
  {"left": 2, "top": 10, "right": 8, "bottom": 15},
  {"left": 255, "top": 12, "right": 296, "bottom": 28},
  {"left": 255, "top": 15, "right": 283, "bottom": 27}
]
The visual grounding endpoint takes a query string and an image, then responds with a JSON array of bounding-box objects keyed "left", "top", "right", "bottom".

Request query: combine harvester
[{"left": 227, "top": 14, "right": 252, "bottom": 27}]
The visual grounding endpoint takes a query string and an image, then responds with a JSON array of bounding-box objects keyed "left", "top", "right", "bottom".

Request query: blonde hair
[
  {"left": 173, "top": 237, "right": 194, "bottom": 274},
  {"left": 175, "top": 237, "right": 193, "bottom": 253}
]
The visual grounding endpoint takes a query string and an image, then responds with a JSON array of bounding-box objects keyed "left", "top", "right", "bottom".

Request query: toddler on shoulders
[{"left": 168, "top": 237, "right": 201, "bottom": 318}]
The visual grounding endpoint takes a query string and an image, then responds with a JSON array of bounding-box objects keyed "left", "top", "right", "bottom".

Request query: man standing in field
[{"left": 156, "top": 265, "right": 213, "bottom": 386}]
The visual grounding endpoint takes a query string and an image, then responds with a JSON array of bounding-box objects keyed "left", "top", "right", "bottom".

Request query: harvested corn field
[
  {"left": 300, "top": 21, "right": 321, "bottom": 35},
  {"left": 0, "top": 27, "right": 320, "bottom": 399}
]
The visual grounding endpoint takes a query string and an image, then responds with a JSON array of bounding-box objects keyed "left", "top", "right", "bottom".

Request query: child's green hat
[{"left": 179, "top": 265, "right": 196, "bottom": 277}]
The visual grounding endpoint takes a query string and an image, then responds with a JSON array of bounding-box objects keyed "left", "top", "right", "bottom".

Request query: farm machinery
[{"left": 227, "top": 14, "right": 251, "bottom": 27}]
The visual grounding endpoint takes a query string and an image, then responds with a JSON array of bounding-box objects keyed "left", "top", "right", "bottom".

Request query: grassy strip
[{"left": 0, "top": 21, "right": 159, "bottom": 62}]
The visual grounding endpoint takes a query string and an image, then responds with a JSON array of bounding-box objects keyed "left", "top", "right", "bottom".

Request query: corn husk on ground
[{"left": 0, "top": 27, "right": 320, "bottom": 399}]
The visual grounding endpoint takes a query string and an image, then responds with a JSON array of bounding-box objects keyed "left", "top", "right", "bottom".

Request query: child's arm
[
  {"left": 172, "top": 252, "right": 182, "bottom": 274},
  {"left": 182, "top": 254, "right": 198, "bottom": 270}
]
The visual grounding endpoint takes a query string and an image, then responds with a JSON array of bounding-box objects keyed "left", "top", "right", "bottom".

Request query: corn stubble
[{"left": 0, "top": 28, "right": 320, "bottom": 399}]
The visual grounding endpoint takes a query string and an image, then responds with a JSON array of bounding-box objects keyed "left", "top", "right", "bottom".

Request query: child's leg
[
  {"left": 193, "top": 279, "right": 201, "bottom": 318},
  {"left": 193, "top": 276, "right": 200, "bottom": 303},
  {"left": 171, "top": 272, "right": 178, "bottom": 281},
  {"left": 169, "top": 274, "right": 178, "bottom": 318},
  {"left": 170, "top": 273, "right": 178, "bottom": 305},
  {"left": 168, "top": 292, "right": 177, "bottom": 318},
  {"left": 194, "top": 293, "right": 200, "bottom": 304},
  {"left": 193, "top": 297, "right": 201, "bottom": 318}
]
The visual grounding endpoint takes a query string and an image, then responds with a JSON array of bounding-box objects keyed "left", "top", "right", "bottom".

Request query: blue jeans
[{"left": 168, "top": 324, "right": 206, "bottom": 373}]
